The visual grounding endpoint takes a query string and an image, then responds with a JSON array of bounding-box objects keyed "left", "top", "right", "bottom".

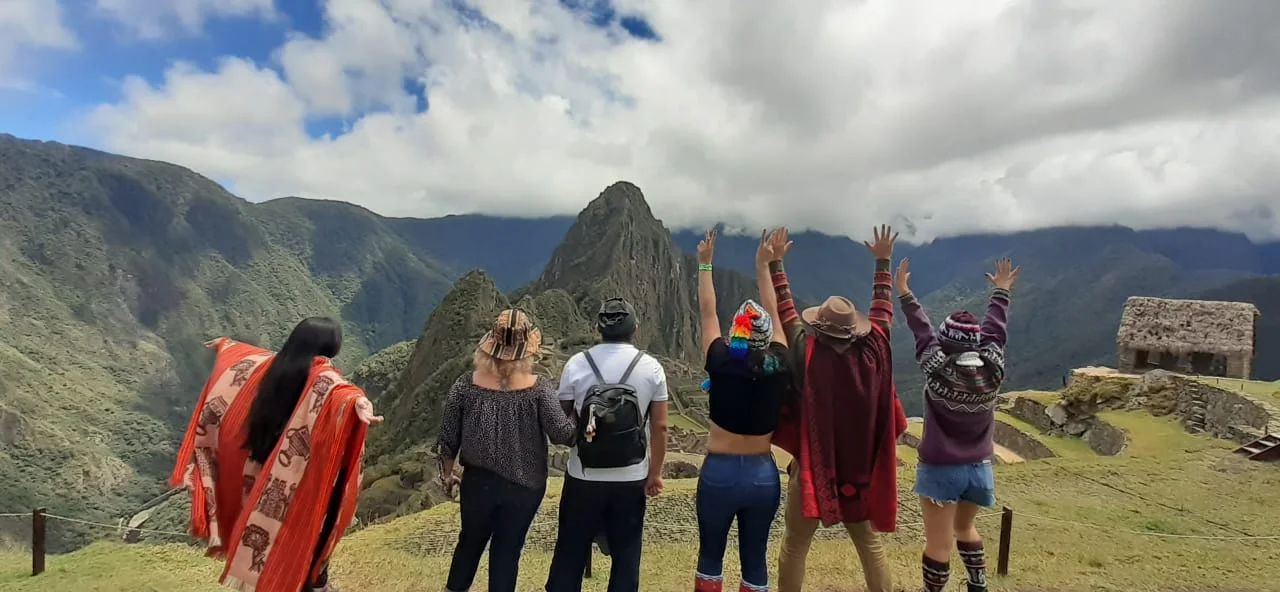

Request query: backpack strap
[
  {"left": 618, "top": 350, "right": 647, "bottom": 384},
  {"left": 582, "top": 350, "right": 607, "bottom": 385}
]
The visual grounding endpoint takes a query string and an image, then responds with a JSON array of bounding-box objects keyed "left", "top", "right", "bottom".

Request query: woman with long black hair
[{"left": 172, "top": 317, "right": 381, "bottom": 592}]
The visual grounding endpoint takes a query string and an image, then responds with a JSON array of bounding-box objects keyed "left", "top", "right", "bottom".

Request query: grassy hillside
[
  {"left": 0, "top": 135, "right": 454, "bottom": 550},
  {"left": 3, "top": 408, "right": 1277, "bottom": 591}
]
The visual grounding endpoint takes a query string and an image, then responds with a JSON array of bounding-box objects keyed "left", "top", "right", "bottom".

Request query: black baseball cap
[
  {"left": 597, "top": 298, "right": 637, "bottom": 329},
  {"left": 599, "top": 298, "right": 640, "bottom": 335}
]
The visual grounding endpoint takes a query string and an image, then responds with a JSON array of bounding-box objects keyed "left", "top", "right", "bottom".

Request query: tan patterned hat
[{"left": 476, "top": 309, "right": 542, "bottom": 361}]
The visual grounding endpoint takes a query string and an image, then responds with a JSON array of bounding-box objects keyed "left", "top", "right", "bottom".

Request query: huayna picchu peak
[{"left": 534, "top": 181, "right": 747, "bottom": 362}]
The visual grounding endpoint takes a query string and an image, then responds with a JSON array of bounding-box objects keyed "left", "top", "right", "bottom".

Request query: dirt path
[{"left": 992, "top": 442, "right": 1025, "bottom": 464}]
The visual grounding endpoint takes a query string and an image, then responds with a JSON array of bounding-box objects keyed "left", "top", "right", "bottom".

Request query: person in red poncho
[
  {"left": 171, "top": 317, "right": 383, "bottom": 592},
  {"left": 763, "top": 226, "right": 908, "bottom": 592}
]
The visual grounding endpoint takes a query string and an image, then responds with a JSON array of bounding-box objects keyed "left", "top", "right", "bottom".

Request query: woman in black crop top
[{"left": 691, "top": 228, "right": 792, "bottom": 592}]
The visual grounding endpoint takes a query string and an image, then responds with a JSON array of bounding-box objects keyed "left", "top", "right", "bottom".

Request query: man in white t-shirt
[{"left": 544, "top": 297, "right": 669, "bottom": 592}]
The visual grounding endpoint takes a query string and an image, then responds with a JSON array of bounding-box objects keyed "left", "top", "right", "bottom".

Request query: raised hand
[
  {"left": 863, "top": 224, "right": 898, "bottom": 260},
  {"left": 986, "top": 257, "right": 1021, "bottom": 290},
  {"left": 765, "top": 227, "right": 793, "bottom": 262},
  {"left": 355, "top": 396, "right": 384, "bottom": 425},
  {"left": 697, "top": 228, "right": 717, "bottom": 265},
  {"left": 895, "top": 258, "right": 912, "bottom": 295},
  {"left": 755, "top": 229, "right": 771, "bottom": 267}
]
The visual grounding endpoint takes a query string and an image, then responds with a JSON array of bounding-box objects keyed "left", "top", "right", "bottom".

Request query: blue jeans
[
  {"left": 914, "top": 461, "right": 997, "bottom": 506},
  {"left": 695, "top": 453, "right": 781, "bottom": 590}
]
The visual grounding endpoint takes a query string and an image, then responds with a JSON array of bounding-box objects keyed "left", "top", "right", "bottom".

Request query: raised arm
[
  {"left": 538, "top": 385, "right": 578, "bottom": 446},
  {"left": 766, "top": 228, "right": 805, "bottom": 348},
  {"left": 981, "top": 258, "right": 1019, "bottom": 349},
  {"left": 862, "top": 224, "right": 898, "bottom": 333},
  {"left": 697, "top": 229, "right": 721, "bottom": 353},
  {"left": 758, "top": 229, "right": 788, "bottom": 345},
  {"left": 894, "top": 258, "right": 940, "bottom": 362}
]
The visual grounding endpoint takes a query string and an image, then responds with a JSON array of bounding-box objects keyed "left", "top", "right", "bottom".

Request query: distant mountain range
[{"left": 1, "top": 132, "right": 1277, "bottom": 550}]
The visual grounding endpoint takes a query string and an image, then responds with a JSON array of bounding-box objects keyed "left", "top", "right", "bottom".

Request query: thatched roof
[{"left": 1116, "top": 296, "right": 1259, "bottom": 355}]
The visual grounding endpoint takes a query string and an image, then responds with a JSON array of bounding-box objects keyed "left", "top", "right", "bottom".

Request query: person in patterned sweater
[
  {"left": 894, "top": 257, "right": 1019, "bottom": 592},
  {"left": 766, "top": 226, "right": 908, "bottom": 592}
]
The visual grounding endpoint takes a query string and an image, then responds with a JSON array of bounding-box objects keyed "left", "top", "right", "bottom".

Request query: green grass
[
  {"left": 6, "top": 410, "right": 1280, "bottom": 591},
  {"left": 1098, "top": 410, "right": 1233, "bottom": 459}
]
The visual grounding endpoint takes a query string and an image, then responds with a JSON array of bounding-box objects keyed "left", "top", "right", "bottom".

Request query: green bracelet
[{"left": 698, "top": 264, "right": 713, "bottom": 272}]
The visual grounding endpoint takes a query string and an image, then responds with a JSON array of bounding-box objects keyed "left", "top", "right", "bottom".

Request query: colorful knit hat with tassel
[
  {"left": 938, "top": 310, "right": 981, "bottom": 351},
  {"left": 728, "top": 299, "right": 773, "bottom": 360}
]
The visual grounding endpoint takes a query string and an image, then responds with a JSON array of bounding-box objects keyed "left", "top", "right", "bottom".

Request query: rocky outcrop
[
  {"left": 1059, "top": 368, "right": 1139, "bottom": 417},
  {"left": 1084, "top": 420, "right": 1127, "bottom": 456},
  {"left": 663, "top": 460, "right": 700, "bottom": 479},
  {"left": 1005, "top": 393, "right": 1127, "bottom": 456},
  {"left": 1008, "top": 397, "right": 1056, "bottom": 432},
  {"left": 992, "top": 420, "right": 1056, "bottom": 460}
]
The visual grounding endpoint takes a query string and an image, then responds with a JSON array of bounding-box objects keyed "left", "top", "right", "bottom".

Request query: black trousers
[
  {"left": 309, "top": 469, "right": 347, "bottom": 589},
  {"left": 544, "top": 476, "right": 647, "bottom": 592},
  {"left": 445, "top": 467, "right": 545, "bottom": 592}
]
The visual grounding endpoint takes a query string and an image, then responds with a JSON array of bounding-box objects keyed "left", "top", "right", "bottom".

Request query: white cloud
[
  {"left": 94, "top": 0, "right": 277, "bottom": 40},
  {"left": 0, "top": 0, "right": 77, "bottom": 89},
  {"left": 83, "top": 0, "right": 1280, "bottom": 241}
]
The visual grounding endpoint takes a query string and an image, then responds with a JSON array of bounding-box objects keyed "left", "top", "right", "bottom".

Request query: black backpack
[{"left": 576, "top": 349, "right": 649, "bottom": 469}]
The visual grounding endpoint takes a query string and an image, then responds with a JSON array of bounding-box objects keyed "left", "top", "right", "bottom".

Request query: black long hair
[{"left": 244, "top": 317, "right": 343, "bottom": 463}]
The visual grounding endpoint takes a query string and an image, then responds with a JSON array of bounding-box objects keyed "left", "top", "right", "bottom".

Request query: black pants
[
  {"left": 310, "top": 469, "right": 347, "bottom": 589},
  {"left": 545, "top": 476, "right": 647, "bottom": 592},
  {"left": 445, "top": 467, "right": 545, "bottom": 592}
]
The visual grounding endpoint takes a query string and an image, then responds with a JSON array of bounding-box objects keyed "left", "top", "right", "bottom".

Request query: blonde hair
[{"left": 472, "top": 348, "right": 537, "bottom": 390}]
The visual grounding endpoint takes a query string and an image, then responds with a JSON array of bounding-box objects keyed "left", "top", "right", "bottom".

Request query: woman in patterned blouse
[{"left": 436, "top": 309, "right": 578, "bottom": 592}]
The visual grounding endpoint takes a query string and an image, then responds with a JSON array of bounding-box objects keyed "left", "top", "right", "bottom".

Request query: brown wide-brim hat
[
  {"left": 801, "top": 296, "right": 872, "bottom": 341},
  {"left": 476, "top": 309, "right": 543, "bottom": 361}
]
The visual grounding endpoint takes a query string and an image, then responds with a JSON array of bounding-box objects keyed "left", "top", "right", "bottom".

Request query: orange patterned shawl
[{"left": 170, "top": 337, "right": 368, "bottom": 592}]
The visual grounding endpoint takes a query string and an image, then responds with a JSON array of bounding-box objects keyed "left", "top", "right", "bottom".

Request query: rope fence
[
  {"left": 41, "top": 513, "right": 193, "bottom": 539},
  {"left": 7, "top": 504, "right": 1279, "bottom": 579},
  {"left": 1014, "top": 511, "right": 1280, "bottom": 541}
]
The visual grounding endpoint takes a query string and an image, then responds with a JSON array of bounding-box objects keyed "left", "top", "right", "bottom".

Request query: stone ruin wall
[
  {"left": 1004, "top": 396, "right": 1127, "bottom": 456},
  {"left": 1007, "top": 369, "right": 1280, "bottom": 453}
]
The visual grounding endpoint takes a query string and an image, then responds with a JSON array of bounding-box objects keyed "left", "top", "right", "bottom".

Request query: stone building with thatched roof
[{"left": 1116, "top": 296, "right": 1260, "bottom": 379}]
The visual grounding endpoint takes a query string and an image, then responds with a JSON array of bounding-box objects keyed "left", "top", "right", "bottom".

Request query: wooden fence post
[
  {"left": 996, "top": 506, "right": 1013, "bottom": 576},
  {"left": 32, "top": 508, "right": 46, "bottom": 577}
]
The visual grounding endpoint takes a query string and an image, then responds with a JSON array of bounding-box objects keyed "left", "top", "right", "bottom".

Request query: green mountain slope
[{"left": 0, "top": 135, "right": 454, "bottom": 550}]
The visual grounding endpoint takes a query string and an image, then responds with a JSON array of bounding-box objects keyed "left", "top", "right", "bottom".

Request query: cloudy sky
[{"left": 3, "top": 0, "right": 1279, "bottom": 241}]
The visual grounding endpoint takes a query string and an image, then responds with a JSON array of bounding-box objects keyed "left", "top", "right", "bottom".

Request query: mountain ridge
[{"left": 3, "top": 133, "right": 1278, "bottom": 551}]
